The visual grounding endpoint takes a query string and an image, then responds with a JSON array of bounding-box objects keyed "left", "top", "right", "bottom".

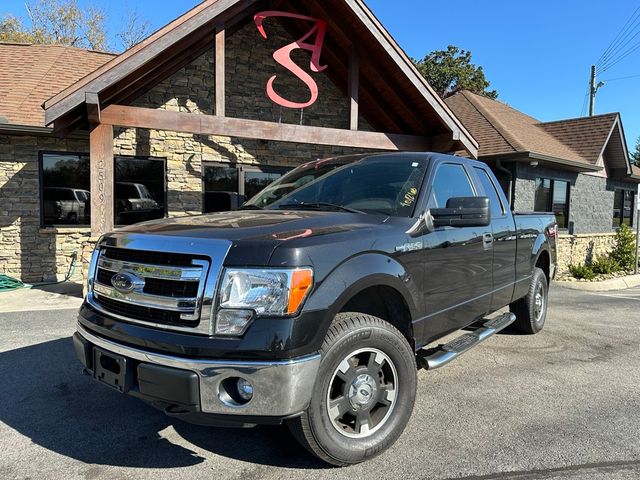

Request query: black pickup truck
[{"left": 73, "top": 152, "right": 557, "bottom": 466}]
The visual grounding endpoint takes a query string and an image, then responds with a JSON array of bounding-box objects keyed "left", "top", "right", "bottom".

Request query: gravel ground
[{"left": 1, "top": 284, "right": 639, "bottom": 480}]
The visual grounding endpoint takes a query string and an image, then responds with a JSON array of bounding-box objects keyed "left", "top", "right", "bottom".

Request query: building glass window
[
  {"left": 115, "top": 157, "right": 167, "bottom": 226},
  {"left": 40, "top": 152, "right": 166, "bottom": 227},
  {"left": 613, "top": 189, "right": 635, "bottom": 228},
  {"left": 245, "top": 170, "right": 286, "bottom": 201},
  {"left": 203, "top": 165, "right": 241, "bottom": 213},
  {"left": 535, "top": 178, "right": 570, "bottom": 229},
  {"left": 41, "top": 153, "right": 91, "bottom": 226},
  {"left": 202, "top": 164, "right": 288, "bottom": 213}
]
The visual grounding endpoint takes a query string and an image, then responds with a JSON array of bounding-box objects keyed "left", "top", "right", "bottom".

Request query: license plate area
[{"left": 93, "top": 347, "right": 132, "bottom": 393}]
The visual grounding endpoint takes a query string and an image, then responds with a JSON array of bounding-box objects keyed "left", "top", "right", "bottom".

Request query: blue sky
[{"left": 3, "top": 0, "right": 640, "bottom": 149}]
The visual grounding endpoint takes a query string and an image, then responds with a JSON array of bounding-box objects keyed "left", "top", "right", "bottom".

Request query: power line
[
  {"left": 599, "top": 28, "right": 640, "bottom": 71},
  {"left": 596, "top": 5, "right": 640, "bottom": 69},
  {"left": 600, "top": 38, "right": 640, "bottom": 73},
  {"left": 580, "top": 84, "right": 590, "bottom": 117},
  {"left": 601, "top": 73, "right": 640, "bottom": 82}
]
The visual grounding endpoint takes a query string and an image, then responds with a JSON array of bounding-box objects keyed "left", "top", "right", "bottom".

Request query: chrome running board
[{"left": 417, "top": 312, "right": 516, "bottom": 370}]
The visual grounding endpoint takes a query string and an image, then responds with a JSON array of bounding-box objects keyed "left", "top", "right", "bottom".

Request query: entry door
[{"left": 420, "top": 163, "right": 494, "bottom": 343}]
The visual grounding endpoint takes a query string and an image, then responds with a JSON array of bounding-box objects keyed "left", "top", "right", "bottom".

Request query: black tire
[
  {"left": 287, "top": 313, "right": 417, "bottom": 466},
  {"left": 510, "top": 267, "right": 548, "bottom": 334}
]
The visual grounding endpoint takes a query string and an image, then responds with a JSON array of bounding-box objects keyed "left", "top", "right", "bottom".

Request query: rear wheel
[
  {"left": 510, "top": 267, "right": 548, "bottom": 334},
  {"left": 288, "top": 313, "right": 416, "bottom": 466}
]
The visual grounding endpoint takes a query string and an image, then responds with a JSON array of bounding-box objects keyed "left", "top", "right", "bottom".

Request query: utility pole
[
  {"left": 589, "top": 64, "right": 605, "bottom": 116},
  {"left": 635, "top": 194, "right": 639, "bottom": 275}
]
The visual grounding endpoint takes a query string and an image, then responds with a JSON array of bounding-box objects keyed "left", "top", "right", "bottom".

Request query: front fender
[{"left": 297, "top": 253, "right": 420, "bottom": 353}]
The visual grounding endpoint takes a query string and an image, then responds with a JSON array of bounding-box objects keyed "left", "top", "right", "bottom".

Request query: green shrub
[
  {"left": 610, "top": 224, "right": 637, "bottom": 272},
  {"left": 569, "top": 263, "right": 597, "bottom": 280},
  {"left": 591, "top": 255, "right": 621, "bottom": 275}
]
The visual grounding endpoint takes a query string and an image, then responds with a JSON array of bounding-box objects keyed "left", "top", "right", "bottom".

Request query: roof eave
[
  {"left": 481, "top": 151, "right": 602, "bottom": 173},
  {"left": 0, "top": 122, "right": 88, "bottom": 137}
]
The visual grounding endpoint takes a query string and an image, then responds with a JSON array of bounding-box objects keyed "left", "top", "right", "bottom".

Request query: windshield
[{"left": 244, "top": 155, "right": 429, "bottom": 217}]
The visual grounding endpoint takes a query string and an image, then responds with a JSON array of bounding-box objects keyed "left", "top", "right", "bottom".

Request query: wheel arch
[{"left": 303, "top": 253, "right": 419, "bottom": 351}]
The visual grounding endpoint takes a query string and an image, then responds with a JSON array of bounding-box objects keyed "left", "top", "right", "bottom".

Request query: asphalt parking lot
[{"left": 1, "top": 284, "right": 639, "bottom": 480}]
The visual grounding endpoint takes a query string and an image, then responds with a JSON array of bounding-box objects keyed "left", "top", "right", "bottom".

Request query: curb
[{"left": 555, "top": 274, "right": 640, "bottom": 292}]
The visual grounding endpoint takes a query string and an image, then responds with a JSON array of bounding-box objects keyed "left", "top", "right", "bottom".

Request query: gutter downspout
[{"left": 495, "top": 159, "right": 514, "bottom": 209}]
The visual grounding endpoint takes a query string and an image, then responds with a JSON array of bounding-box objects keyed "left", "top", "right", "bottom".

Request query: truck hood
[
  {"left": 115, "top": 210, "right": 390, "bottom": 266},
  {"left": 117, "top": 210, "right": 388, "bottom": 240}
]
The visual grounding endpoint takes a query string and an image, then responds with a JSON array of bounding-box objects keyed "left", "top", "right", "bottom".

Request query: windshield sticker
[{"left": 401, "top": 187, "right": 418, "bottom": 207}]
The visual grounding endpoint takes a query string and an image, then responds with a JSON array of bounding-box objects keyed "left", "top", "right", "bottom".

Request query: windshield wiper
[
  {"left": 239, "top": 204, "right": 263, "bottom": 210},
  {"left": 278, "top": 202, "right": 365, "bottom": 214}
]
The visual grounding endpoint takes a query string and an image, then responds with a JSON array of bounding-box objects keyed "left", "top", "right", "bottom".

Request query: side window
[
  {"left": 429, "top": 163, "right": 475, "bottom": 208},
  {"left": 474, "top": 167, "right": 505, "bottom": 217}
]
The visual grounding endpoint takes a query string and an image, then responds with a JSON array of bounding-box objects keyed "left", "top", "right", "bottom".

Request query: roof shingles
[
  {"left": 445, "top": 90, "right": 619, "bottom": 167},
  {"left": 0, "top": 43, "right": 114, "bottom": 127}
]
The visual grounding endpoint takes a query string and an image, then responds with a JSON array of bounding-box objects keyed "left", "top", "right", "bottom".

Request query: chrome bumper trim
[{"left": 77, "top": 323, "right": 321, "bottom": 417}]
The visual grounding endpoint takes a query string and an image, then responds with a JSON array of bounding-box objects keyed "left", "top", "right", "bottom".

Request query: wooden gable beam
[
  {"left": 215, "top": 26, "right": 226, "bottom": 116},
  {"left": 90, "top": 123, "right": 115, "bottom": 236},
  {"left": 349, "top": 46, "right": 359, "bottom": 131},
  {"left": 101, "top": 104, "right": 431, "bottom": 151},
  {"left": 86, "top": 92, "right": 101, "bottom": 127}
]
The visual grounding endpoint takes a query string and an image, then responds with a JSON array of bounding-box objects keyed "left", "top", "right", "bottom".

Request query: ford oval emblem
[{"left": 111, "top": 271, "right": 145, "bottom": 294}]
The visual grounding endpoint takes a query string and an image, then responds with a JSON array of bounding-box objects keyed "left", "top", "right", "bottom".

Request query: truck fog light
[
  {"left": 236, "top": 378, "right": 254, "bottom": 402},
  {"left": 215, "top": 309, "right": 254, "bottom": 336}
]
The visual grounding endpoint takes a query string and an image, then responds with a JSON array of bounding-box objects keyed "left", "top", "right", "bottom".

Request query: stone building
[
  {"left": 1, "top": 0, "right": 637, "bottom": 283},
  {"left": 1, "top": 0, "right": 476, "bottom": 283},
  {"left": 446, "top": 91, "right": 640, "bottom": 273}
]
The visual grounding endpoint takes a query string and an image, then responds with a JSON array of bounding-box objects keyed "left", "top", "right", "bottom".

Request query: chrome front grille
[{"left": 88, "top": 246, "right": 212, "bottom": 333}]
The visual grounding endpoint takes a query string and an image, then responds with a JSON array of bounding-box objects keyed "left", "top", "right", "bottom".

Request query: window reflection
[
  {"left": 535, "top": 177, "right": 569, "bottom": 229},
  {"left": 203, "top": 165, "right": 241, "bottom": 213},
  {"left": 202, "top": 164, "right": 288, "bottom": 213},
  {"left": 115, "top": 157, "right": 166, "bottom": 225},
  {"left": 40, "top": 152, "right": 166, "bottom": 227},
  {"left": 613, "top": 189, "right": 635, "bottom": 228},
  {"left": 41, "top": 153, "right": 91, "bottom": 226}
]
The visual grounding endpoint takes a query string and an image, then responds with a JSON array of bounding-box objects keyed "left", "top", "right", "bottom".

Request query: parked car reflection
[
  {"left": 43, "top": 187, "right": 90, "bottom": 225},
  {"left": 115, "top": 182, "right": 164, "bottom": 225}
]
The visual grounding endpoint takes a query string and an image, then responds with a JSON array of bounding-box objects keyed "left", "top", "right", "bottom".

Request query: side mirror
[{"left": 430, "top": 197, "right": 491, "bottom": 228}]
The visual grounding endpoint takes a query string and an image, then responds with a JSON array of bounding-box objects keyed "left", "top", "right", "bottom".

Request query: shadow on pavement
[
  {"left": 0, "top": 337, "right": 327, "bottom": 470},
  {"left": 28, "top": 281, "right": 84, "bottom": 298}
]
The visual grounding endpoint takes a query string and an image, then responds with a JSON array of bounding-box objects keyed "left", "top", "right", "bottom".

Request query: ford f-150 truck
[{"left": 73, "top": 152, "right": 557, "bottom": 466}]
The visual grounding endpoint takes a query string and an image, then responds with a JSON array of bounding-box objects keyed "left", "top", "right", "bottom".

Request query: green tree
[
  {"left": 413, "top": 45, "right": 498, "bottom": 99},
  {"left": 610, "top": 224, "right": 637, "bottom": 272},
  {"left": 0, "top": 0, "right": 149, "bottom": 52},
  {"left": 631, "top": 136, "right": 640, "bottom": 167}
]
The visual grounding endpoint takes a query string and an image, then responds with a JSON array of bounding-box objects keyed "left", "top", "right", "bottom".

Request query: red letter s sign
[{"left": 254, "top": 11, "right": 328, "bottom": 109}]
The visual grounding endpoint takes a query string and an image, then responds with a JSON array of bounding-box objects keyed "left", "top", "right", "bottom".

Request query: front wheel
[{"left": 287, "top": 313, "right": 417, "bottom": 466}]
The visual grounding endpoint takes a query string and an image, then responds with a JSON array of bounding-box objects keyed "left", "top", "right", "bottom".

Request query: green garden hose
[{"left": 0, "top": 275, "right": 25, "bottom": 292}]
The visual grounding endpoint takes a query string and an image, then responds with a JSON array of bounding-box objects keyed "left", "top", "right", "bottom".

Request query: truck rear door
[{"left": 471, "top": 166, "right": 518, "bottom": 310}]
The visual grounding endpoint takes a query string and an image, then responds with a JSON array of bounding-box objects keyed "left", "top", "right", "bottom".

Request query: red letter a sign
[{"left": 254, "top": 11, "right": 328, "bottom": 109}]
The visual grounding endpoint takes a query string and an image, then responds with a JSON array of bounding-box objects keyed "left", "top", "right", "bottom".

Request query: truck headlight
[{"left": 215, "top": 268, "right": 313, "bottom": 336}]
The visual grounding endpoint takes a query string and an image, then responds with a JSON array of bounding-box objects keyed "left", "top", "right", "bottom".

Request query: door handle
[{"left": 483, "top": 233, "right": 494, "bottom": 249}]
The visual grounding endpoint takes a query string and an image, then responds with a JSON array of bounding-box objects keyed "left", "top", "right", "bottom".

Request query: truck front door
[{"left": 419, "top": 161, "right": 494, "bottom": 345}]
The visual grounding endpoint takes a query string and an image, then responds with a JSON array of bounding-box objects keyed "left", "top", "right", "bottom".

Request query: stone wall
[
  {"left": 1, "top": 19, "right": 375, "bottom": 282},
  {"left": 556, "top": 233, "right": 619, "bottom": 276},
  {"left": 513, "top": 163, "right": 638, "bottom": 234},
  {"left": 0, "top": 133, "right": 89, "bottom": 283}
]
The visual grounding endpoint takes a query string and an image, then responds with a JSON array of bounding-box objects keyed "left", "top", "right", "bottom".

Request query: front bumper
[{"left": 74, "top": 323, "right": 320, "bottom": 422}]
